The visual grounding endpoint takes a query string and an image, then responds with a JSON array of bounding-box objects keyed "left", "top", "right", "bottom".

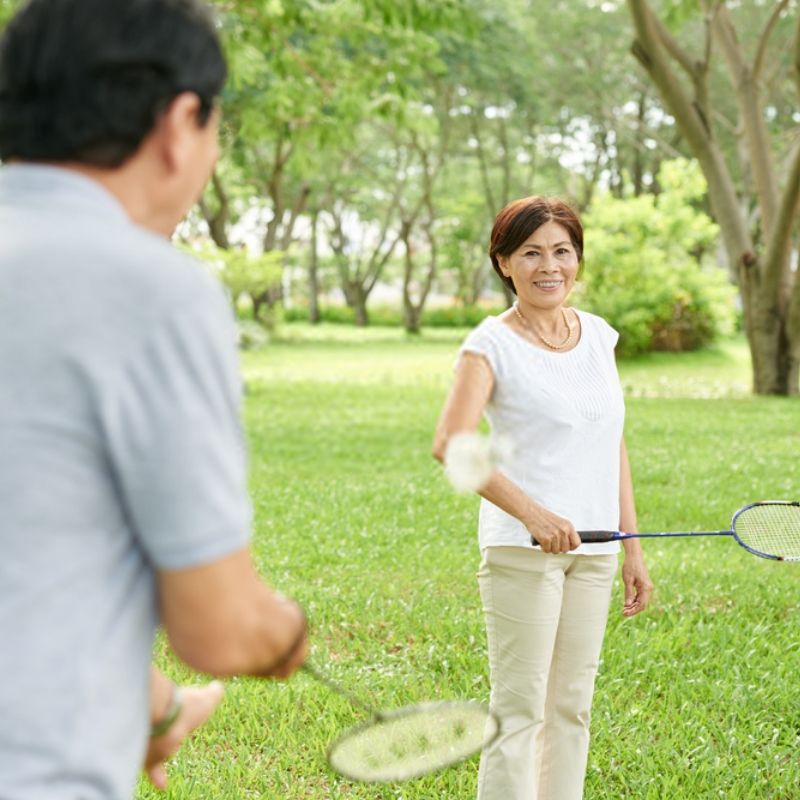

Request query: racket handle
[
  {"left": 578, "top": 530, "right": 618, "bottom": 543},
  {"left": 529, "top": 530, "right": 618, "bottom": 546}
]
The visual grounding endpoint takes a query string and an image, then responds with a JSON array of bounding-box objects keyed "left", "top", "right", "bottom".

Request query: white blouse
[{"left": 459, "top": 309, "right": 625, "bottom": 555}]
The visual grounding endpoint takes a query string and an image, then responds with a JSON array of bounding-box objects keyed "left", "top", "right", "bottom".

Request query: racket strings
[
  {"left": 328, "top": 701, "right": 497, "bottom": 783},
  {"left": 733, "top": 503, "right": 800, "bottom": 560}
]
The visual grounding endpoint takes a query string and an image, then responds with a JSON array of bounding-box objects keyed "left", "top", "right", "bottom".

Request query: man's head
[
  {"left": 0, "top": 0, "right": 226, "bottom": 234},
  {"left": 0, "top": 0, "right": 226, "bottom": 166}
]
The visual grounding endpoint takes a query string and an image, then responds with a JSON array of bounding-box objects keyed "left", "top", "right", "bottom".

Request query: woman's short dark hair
[
  {"left": 489, "top": 196, "right": 584, "bottom": 295},
  {"left": 0, "top": 0, "right": 226, "bottom": 166}
]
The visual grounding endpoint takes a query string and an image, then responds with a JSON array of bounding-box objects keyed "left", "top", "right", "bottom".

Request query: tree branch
[
  {"left": 629, "top": 1, "right": 713, "bottom": 153},
  {"left": 762, "top": 135, "right": 800, "bottom": 310},
  {"left": 712, "top": 3, "right": 778, "bottom": 233},
  {"left": 468, "top": 108, "right": 497, "bottom": 219},
  {"left": 279, "top": 181, "right": 311, "bottom": 252},
  {"left": 794, "top": 4, "right": 800, "bottom": 106},
  {"left": 753, "top": 0, "right": 790, "bottom": 84},
  {"left": 627, "top": 0, "right": 753, "bottom": 278},
  {"left": 649, "top": 6, "right": 696, "bottom": 77},
  {"left": 197, "top": 170, "right": 230, "bottom": 249}
]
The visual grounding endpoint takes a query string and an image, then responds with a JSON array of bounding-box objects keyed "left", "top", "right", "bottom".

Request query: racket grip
[
  {"left": 577, "top": 530, "right": 617, "bottom": 543},
  {"left": 529, "top": 530, "right": 617, "bottom": 546}
]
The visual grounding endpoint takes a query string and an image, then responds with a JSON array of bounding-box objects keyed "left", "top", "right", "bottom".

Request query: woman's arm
[
  {"left": 619, "top": 436, "right": 654, "bottom": 616},
  {"left": 432, "top": 352, "right": 580, "bottom": 554}
]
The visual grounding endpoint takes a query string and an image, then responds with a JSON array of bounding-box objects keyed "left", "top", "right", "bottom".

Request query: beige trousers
[{"left": 476, "top": 547, "right": 618, "bottom": 800}]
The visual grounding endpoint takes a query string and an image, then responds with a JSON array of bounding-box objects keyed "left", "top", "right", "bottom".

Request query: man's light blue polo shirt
[{"left": 0, "top": 165, "right": 251, "bottom": 799}]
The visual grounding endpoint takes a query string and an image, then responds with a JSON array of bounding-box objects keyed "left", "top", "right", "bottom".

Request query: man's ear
[{"left": 152, "top": 92, "right": 204, "bottom": 173}]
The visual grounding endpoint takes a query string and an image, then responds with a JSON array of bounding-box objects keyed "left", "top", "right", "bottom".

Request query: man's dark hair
[{"left": 0, "top": 0, "right": 226, "bottom": 166}]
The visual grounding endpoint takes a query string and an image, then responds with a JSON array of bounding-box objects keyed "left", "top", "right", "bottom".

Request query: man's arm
[{"left": 157, "top": 547, "right": 307, "bottom": 678}]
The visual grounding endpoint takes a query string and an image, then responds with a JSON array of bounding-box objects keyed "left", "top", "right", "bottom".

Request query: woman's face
[{"left": 498, "top": 220, "right": 580, "bottom": 310}]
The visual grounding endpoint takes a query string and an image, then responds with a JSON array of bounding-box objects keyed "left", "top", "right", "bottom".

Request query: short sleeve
[
  {"left": 97, "top": 292, "right": 251, "bottom": 570},
  {"left": 599, "top": 318, "right": 620, "bottom": 350},
  {"left": 457, "top": 319, "right": 504, "bottom": 380}
]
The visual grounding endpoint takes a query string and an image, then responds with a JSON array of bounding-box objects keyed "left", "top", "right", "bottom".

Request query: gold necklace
[{"left": 512, "top": 302, "right": 576, "bottom": 350}]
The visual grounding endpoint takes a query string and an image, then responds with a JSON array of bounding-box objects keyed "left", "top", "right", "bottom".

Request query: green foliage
[
  {"left": 218, "top": 248, "right": 284, "bottom": 307},
  {"left": 420, "top": 304, "right": 504, "bottom": 328},
  {"left": 656, "top": 0, "right": 702, "bottom": 29},
  {"left": 187, "top": 243, "right": 284, "bottom": 326},
  {"left": 283, "top": 303, "right": 504, "bottom": 328},
  {"left": 284, "top": 305, "right": 362, "bottom": 325},
  {"left": 0, "top": 0, "right": 22, "bottom": 27},
  {"left": 581, "top": 160, "right": 737, "bottom": 356}
]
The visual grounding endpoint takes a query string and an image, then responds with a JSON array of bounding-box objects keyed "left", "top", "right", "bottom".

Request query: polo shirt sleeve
[{"left": 97, "top": 289, "right": 251, "bottom": 570}]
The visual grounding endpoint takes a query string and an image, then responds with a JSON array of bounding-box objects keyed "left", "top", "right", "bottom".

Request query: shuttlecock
[{"left": 444, "top": 432, "right": 513, "bottom": 493}]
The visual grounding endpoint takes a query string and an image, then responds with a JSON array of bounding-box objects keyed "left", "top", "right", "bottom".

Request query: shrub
[
  {"left": 422, "top": 304, "right": 505, "bottom": 328},
  {"left": 580, "top": 160, "right": 737, "bottom": 356},
  {"left": 186, "top": 242, "right": 284, "bottom": 329},
  {"left": 283, "top": 303, "right": 504, "bottom": 328}
]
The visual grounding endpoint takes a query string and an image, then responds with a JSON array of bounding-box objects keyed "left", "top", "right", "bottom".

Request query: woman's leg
[
  {"left": 536, "top": 555, "right": 618, "bottom": 800},
  {"left": 476, "top": 547, "right": 567, "bottom": 800}
]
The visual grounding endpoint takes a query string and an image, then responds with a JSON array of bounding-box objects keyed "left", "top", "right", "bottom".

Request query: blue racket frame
[{"left": 531, "top": 501, "right": 800, "bottom": 562}]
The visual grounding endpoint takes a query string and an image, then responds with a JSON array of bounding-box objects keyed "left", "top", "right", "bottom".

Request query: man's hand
[{"left": 144, "top": 681, "right": 224, "bottom": 790}]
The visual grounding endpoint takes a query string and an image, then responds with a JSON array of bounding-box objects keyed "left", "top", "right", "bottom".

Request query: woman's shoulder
[
  {"left": 575, "top": 308, "right": 614, "bottom": 331},
  {"left": 574, "top": 308, "right": 619, "bottom": 347},
  {"left": 463, "top": 314, "right": 505, "bottom": 344}
]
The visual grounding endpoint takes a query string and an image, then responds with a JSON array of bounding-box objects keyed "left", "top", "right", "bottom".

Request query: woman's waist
[{"left": 479, "top": 490, "right": 621, "bottom": 532}]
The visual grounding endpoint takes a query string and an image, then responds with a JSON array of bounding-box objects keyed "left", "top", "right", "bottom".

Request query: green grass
[{"left": 139, "top": 329, "right": 800, "bottom": 799}]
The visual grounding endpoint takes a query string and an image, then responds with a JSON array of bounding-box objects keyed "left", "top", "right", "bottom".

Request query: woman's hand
[
  {"left": 525, "top": 506, "right": 581, "bottom": 553},
  {"left": 621, "top": 549, "right": 653, "bottom": 617}
]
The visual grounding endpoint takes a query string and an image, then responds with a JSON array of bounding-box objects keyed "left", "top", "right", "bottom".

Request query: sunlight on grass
[
  {"left": 618, "top": 337, "right": 752, "bottom": 398},
  {"left": 244, "top": 324, "right": 754, "bottom": 398}
]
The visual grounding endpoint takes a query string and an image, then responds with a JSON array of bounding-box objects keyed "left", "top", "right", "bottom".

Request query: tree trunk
[
  {"left": 308, "top": 210, "right": 321, "bottom": 324},
  {"left": 344, "top": 282, "right": 369, "bottom": 326},
  {"left": 353, "top": 294, "right": 369, "bottom": 327},
  {"left": 749, "top": 297, "right": 799, "bottom": 395},
  {"left": 403, "top": 304, "right": 422, "bottom": 335},
  {"left": 400, "top": 216, "right": 438, "bottom": 335},
  {"left": 198, "top": 171, "right": 230, "bottom": 249}
]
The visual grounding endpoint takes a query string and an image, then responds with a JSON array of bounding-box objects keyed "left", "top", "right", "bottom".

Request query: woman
[{"left": 433, "top": 196, "right": 653, "bottom": 800}]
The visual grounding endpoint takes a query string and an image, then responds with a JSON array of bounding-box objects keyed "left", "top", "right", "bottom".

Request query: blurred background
[{"left": 2, "top": 0, "right": 798, "bottom": 388}]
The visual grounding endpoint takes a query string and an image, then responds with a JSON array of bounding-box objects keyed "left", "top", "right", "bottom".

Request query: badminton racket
[
  {"left": 531, "top": 501, "right": 800, "bottom": 561},
  {"left": 301, "top": 662, "right": 499, "bottom": 783}
]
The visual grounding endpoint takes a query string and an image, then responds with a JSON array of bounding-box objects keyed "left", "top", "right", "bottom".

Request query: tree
[
  {"left": 325, "top": 143, "right": 406, "bottom": 327},
  {"left": 187, "top": 243, "right": 283, "bottom": 327},
  {"left": 627, "top": 0, "right": 800, "bottom": 394},
  {"left": 207, "top": 0, "right": 477, "bottom": 325}
]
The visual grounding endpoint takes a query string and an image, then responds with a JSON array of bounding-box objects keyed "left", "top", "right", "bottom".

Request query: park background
[{"left": 2, "top": 0, "right": 800, "bottom": 797}]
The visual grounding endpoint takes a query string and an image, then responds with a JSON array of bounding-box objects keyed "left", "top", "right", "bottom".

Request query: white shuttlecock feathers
[{"left": 443, "top": 432, "right": 513, "bottom": 493}]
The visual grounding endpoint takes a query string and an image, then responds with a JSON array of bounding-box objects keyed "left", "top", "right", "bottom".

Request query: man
[{"left": 0, "top": 1, "right": 307, "bottom": 797}]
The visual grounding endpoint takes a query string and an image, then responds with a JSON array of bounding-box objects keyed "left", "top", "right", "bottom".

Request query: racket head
[
  {"left": 326, "top": 699, "right": 499, "bottom": 783},
  {"left": 731, "top": 501, "right": 800, "bottom": 561}
]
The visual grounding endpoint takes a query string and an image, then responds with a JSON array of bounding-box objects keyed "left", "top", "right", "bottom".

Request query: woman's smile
[{"left": 533, "top": 279, "right": 564, "bottom": 291}]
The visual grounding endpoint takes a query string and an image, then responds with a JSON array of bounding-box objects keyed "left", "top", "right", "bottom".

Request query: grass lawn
[{"left": 140, "top": 327, "right": 800, "bottom": 799}]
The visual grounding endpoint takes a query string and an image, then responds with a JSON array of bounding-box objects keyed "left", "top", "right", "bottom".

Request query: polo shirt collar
[{"left": 0, "top": 163, "right": 130, "bottom": 225}]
